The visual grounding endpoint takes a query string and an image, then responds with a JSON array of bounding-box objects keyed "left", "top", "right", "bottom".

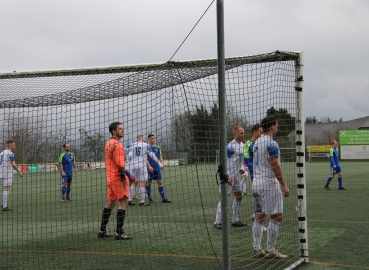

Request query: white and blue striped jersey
[
  {"left": 0, "top": 150, "right": 15, "bottom": 179},
  {"left": 226, "top": 139, "right": 244, "bottom": 179},
  {"left": 253, "top": 135, "right": 280, "bottom": 190},
  {"left": 126, "top": 142, "right": 162, "bottom": 169}
]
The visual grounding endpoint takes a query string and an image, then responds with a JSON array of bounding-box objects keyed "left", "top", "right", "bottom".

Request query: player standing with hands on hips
[
  {"left": 0, "top": 140, "right": 23, "bottom": 211},
  {"left": 59, "top": 143, "right": 77, "bottom": 201},
  {"left": 252, "top": 116, "right": 290, "bottom": 259}
]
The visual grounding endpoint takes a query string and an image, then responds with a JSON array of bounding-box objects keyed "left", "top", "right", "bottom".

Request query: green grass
[{"left": 0, "top": 162, "right": 368, "bottom": 269}]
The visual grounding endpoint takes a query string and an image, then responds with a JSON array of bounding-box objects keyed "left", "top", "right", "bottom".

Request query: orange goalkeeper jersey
[{"left": 105, "top": 138, "right": 127, "bottom": 182}]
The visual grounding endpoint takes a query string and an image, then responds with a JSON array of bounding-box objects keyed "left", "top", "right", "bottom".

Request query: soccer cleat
[
  {"left": 148, "top": 198, "right": 154, "bottom": 203},
  {"left": 213, "top": 223, "right": 222, "bottom": 230},
  {"left": 128, "top": 201, "right": 136, "bottom": 206},
  {"left": 66, "top": 195, "right": 71, "bottom": 201},
  {"left": 231, "top": 221, "right": 247, "bottom": 227},
  {"left": 62, "top": 197, "right": 66, "bottom": 202},
  {"left": 338, "top": 187, "right": 346, "bottom": 190},
  {"left": 265, "top": 250, "right": 287, "bottom": 259},
  {"left": 98, "top": 230, "right": 113, "bottom": 238},
  {"left": 115, "top": 232, "right": 133, "bottom": 240},
  {"left": 325, "top": 186, "right": 331, "bottom": 190},
  {"left": 2, "top": 207, "right": 13, "bottom": 211},
  {"left": 253, "top": 249, "right": 266, "bottom": 258},
  {"left": 133, "top": 195, "right": 139, "bottom": 199},
  {"left": 139, "top": 202, "right": 151, "bottom": 206},
  {"left": 162, "top": 198, "right": 171, "bottom": 203}
]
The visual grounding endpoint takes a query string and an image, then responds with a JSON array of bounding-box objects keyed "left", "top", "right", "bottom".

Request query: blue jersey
[
  {"left": 148, "top": 145, "right": 162, "bottom": 170},
  {"left": 59, "top": 152, "right": 75, "bottom": 177},
  {"left": 243, "top": 139, "right": 254, "bottom": 177},
  {"left": 330, "top": 147, "right": 340, "bottom": 168}
]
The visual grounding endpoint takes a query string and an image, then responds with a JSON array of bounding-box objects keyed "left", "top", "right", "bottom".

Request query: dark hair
[
  {"left": 109, "top": 122, "right": 122, "bottom": 135},
  {"left": 251, "top": 124, "right": 262, "bottom": 133},
  {"left": 6, "top": 140, "right": 15, "bottom": 145},
  {"left": 261, "top": 116, "right": 277, "bottom": 132},
  {"left": 148, "top": 134, "right": 154, "bottom": 139},
  {"left": 63, "top": 143, "right": 69, "bottom": 149}
]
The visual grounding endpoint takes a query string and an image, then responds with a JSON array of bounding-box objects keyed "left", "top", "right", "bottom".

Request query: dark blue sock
[
  {"left": 61, "top": 186, "right": 67, "bottom": 197},
  {"left": 338, "top": 177, "right": 343, "bottom": 188},
  {"left": 146, "top": 185, "right": 152, "bottom": 200},
  {"left": 66, "top": 188, "right": 71, "bottom": 196},
  {"left": 158, "top": 186, "right": 166, "bottom": 200},
  {"left": 325, "top": 177, "right": 332, "bottom": 187}
]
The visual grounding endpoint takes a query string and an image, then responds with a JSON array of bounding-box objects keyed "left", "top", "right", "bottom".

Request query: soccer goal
[{"left": 0, "top": 50, "right": 307, "bottom": 269}]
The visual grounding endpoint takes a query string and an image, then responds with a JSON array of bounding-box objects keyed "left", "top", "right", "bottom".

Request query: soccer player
[
  {"left": 146, "top": 134, "right": 171, "bottom": 203},
  {"left": 0, "top": 140, "right": 23, "bottom": 211},
  {"left": 59, "top": 143, "right": 77, "bottom": 201},
  {"left": 252, "top": 115, "right": 290, "bottom": 259},
  {"left": 126, "top": 135, "right": 163, "bottom": 206},
  {"left": 213, "top": 126, "right": 248, "bottom": 229},
  {"left": 243, "top": 124, "right": 263, "bottom": 194},
  {"left": 98, "top": 122, "right": 133, "bottom": 240},
  {"left": 324, "top": 140, "right": 346, "bottom": 190}
]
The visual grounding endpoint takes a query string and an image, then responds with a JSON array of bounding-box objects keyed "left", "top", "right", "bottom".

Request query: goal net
[{"left": 0, "top": 51, "right": 307, "bottom": 269}]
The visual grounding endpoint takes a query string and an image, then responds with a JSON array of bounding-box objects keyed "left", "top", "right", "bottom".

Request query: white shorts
[
  {"left": 2, "top": 178, "right": 13, "bottom": 187},
  {"left": 252, "top": 188, "right": 283, "bottom": 216},
  {"left": 130, "top": 167, "right": 148, "bottom": 182}
]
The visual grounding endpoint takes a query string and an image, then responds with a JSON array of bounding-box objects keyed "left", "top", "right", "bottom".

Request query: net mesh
[{"left": 0, "top": 50, "right": 304, "bottom": 269}]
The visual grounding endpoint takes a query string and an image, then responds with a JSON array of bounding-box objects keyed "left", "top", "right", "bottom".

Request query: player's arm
[
  {"left": 73, "top": 155, "right": 78, "bottom": 173},
  {"left": 59, "top": 153, "right": 66, "bottom": 176},
  {"left": 147, "top": 150, "right": 163, "bottom": 168},
  {"left": 159, "top": 147, "right": 164, "bottom": 171},
  {"left": 330, "top": 149, "right": 336, "bottom": 167},
  {"left": 269, "top": 157, "right": 289, "bottom": 197},
  {"left": 10, "top": 160, "right": 22, "bottom": 177},
  {"left": 147, "top": 159, "right": 153, "bottom": 172}
]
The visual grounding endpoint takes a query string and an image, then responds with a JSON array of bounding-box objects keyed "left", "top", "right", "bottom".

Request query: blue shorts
[
  {"left": 331, "top": 166, "right": 342, "bottom": 175},
  {"left": 148, "top": 169, "right": 162, "bottom": 181},
  {"left": 61, "top": 175, "right": 73, "bottom": 184}
]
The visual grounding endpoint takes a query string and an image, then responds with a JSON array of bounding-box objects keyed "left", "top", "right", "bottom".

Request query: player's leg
[
  {"left": 155, "top": 170, "right": 171, "bottom": 203},
  {"left": 2, "top": 178, "right": 13, "bottom": 211},
  {"left": 115, "top": 180, "right": 133, "bottom": 240},
  {"left": 98, "top": 183, "right": 115, "bottom": 238},
  {"left": 137, "top": 167, "right": 150, "bottom": 206},
  {"left": 252, "top": 189, "right": 266, "bottom": 256},
  {"left": 128, "top": 170, "right": 137, "bottom": 205},
  {"left": 337, "top": 169, "right": 346, "bottom": 190},
  {"left": 146, "top": 172, "right": 153, "bottom": 202},
  {"left": 231, "top": 179, "right": 246, "bottom": 226},
  {"left": 265, "top": 190, "right": 287, "bottom": 258},
  {"left": 325, "top": 168, "right": 335, "bottom": 190},
  {"left": 66, "top": 177, "right": 72, "bottom": 200},
  {"left": 61, "top": 176, "right": 67, "bottom": 201}
]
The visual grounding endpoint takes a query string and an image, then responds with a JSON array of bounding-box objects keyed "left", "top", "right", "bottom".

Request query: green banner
[{"left": 339, "top": 130, "right": 369, "bottom": 145}]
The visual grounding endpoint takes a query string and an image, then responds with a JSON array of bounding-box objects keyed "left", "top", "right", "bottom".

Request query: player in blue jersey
[
  {"left": 243, "top": 124, "right": 263, "bottom": 189},
  {"left": 0, "top": 140, "right": 23, "bottom": 211},
  {"left": 59, "top": 143, "right": 77, "bottom": 201},
  {"left": 252, "top": 116, "right": 290, "bottom": 259},
  {"left": 213, "top": 126, "right": 248, "bottom": 229},
  {"left": 146, "top": 134, "right": 171, "bottom": 203},
  {"left": 324, "top": 140, "right": 346, "bottom": 190}
]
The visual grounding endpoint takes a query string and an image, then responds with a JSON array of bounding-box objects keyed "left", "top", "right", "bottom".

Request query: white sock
[
  {"left": 252, "top": 220, "right": 264, "bottom": 251},
  {"left": 129, "top": 186, "right": 135, "bottom": 201},
  {"left": 139, "top": 186, "right": 146, "bottom": 203},
  {"left": 2, "top": 190, "right": 9, "bottom": 208},
  {"left": 215, "top": 201, "right": 222, "bottom": 224},
  {"left": 242, "top": 180, "right": 247, "bottom": 193},
  {"left": 232, "top": 199, "right": 241, "bottom": 223},
  {"left": 267, "top": 220, "right": 280, "bottom": 253}
]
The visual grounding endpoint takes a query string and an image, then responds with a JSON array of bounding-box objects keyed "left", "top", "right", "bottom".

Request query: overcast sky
[{"left": 1, "top": 0, "right": 368, "bottom": 122}]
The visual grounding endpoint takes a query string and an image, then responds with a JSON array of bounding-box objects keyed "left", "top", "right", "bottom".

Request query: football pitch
[{"left": 0, "top": 161, "right": 368, "bottom": 269}]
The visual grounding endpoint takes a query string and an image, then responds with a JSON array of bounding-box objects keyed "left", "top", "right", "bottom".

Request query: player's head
[
  {"left": 331, "top": 140, "right": 338, "bottom": 148},
  {"left": 251, "top": 124, "right": 263, "bottom": 139},
  {"left": 136, "top": 134, "right": 143, "bottom": 142},
  {"left": 233, "top": 126, "right": 244, "bottom": 142},
  {"left": 6, "top": 140, "right": 16, "bottom": 150},
  {"left": 63, "top": 143, "right": 71, "bottom": 152},
  {"left": 261, "top": 116, "right": 278, "bottom": 136},
  {"left": 148, "top": 134, "right": 155, "bottom": 145},
  {"left": 109, "top": 122, "right": 124, "bottom": 138}
]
